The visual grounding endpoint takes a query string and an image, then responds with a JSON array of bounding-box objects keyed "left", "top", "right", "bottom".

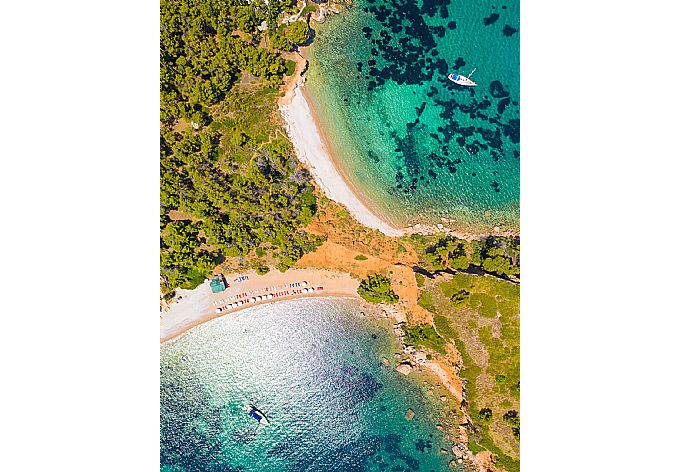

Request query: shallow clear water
[
  {"left": 307, "top": 0, "right": 520, "bottom": 230},
  {"left": 161, "top": 298, "right": 454, "bottom": 471}
]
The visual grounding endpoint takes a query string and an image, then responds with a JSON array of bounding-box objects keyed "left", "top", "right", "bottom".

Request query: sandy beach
[
  {"left": 280, "top": 79, "right": 518, "bottom": 240},
  {"left": 159, "top": 266, "right": 466, "bottom": 404},
  {"left": 280, "top": 85, "right": 405, "bottom": 237},
  {"left": 160, "top": 268, "right": 360, "bottom": 343}
]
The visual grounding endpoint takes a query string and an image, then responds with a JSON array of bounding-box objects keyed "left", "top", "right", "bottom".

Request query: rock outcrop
[{"left": 395, "top": 362, "right": 413, "bottom": 375}]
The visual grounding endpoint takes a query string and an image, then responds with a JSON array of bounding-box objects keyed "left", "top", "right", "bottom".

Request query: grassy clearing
[
  {"left": 403, "top": 324, "right": 447, "bottom": 355},
  {"left": 418, "top": 291, "right": 436, "bottom": 313},
  {"left": 419, "top": 272, "right": 520, "bottom": 466}
]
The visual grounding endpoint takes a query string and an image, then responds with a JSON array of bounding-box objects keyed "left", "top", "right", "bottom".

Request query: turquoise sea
[
  {"left": 161, "top": 298, "right": 455, "bottom": 471},
  {"left": 306, "top": 0, "right": 520, "bottom": 230}
]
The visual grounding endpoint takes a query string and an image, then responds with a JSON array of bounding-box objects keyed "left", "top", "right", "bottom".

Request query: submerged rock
[
  {"left": 396, "top": 362, "right": 413, "bottom": 375},
  {"left": 381, "top": 357, "right": 390, "bottom": 366},
  {"left": 405, "top": 408, "right": 415, "bottom": 420}
]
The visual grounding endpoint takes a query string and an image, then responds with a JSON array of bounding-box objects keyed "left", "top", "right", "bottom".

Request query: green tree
[
  {"left": 357, "top": 274, "right": 399, "bottom": 304},
  {"left": 423, "top": 236, "right": 469, "bottom": 271},
  {"left": 449, "top": 254, "right": 470, "bottom": 270},
  {"left": 229, "top": 6, "right": 260, "bottom": 33},
  {"left": 482, "top": 256, "right": 518, "bottom": 276},
  {"left": 269, "top": 31, "right": 293, "bottom": 51},
  {"left": 283, "top": 20, "right": 309, "bottom": 45}
]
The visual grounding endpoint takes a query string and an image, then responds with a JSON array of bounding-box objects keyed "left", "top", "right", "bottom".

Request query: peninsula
[{"left": 160, "top": 1, "right": 520, "bottom": 471}]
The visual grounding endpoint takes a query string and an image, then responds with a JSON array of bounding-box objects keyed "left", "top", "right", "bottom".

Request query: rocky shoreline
[
  {"left": 404, "top": 221, "right": 520, "bottom": 242},
  {"left": 371, "top": 304, "right": 502, "bottom": 472}
]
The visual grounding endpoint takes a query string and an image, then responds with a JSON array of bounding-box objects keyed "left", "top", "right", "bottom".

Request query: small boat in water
[
  {"left": 246, "top": 405, "right": 269, "bottom": 425},
  {"left": 448, "top": 68, "right": 477, "bottom": 86}
]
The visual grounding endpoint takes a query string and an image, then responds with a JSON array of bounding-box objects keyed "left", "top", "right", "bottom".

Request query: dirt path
[{"left": 277, "top": 51, "right": 308, "bottom": 106}]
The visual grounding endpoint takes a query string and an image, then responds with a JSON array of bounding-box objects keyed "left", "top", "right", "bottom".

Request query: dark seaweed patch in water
[
  {"left": 415, "top": 438, "right": 433, "bottom": 452},
  {"left": 490, "top": 80, "right": 509, "bottom": 98},
  {"left": 452, "top": 57, "right": 467, "bottom": 69},
  {"left": 483, "top": 13, "right": 500, "bottom": 25},
  {"left": 503, "top": 24, "right": 518, "bottom": 36},
  {"left": 338, "top": 0, "right": 519, "bottom": 202},
  {"left": 497, "top": 97, "right": 511, "bottom": 114},
  {"left": 502, "top": 118, "right": 520, "bottom": 144},
  {"left": 369, "top": 433, "right": 426, "bottom": 472},
  {"left": 333, "top": 365, "right": 383, "bottom": 406}
]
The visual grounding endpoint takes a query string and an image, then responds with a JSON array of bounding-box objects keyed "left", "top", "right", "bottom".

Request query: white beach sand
[
  {"left": 160, "top": 268, "right": 360, "bottom": 343},
  {"left": 160, "top": 281, "right": 214, "bottom": 342},
  {"left": 280, "top": 86, "right": 405, "bottom": 237}
]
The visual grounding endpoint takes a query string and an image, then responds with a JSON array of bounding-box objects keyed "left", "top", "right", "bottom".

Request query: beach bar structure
[{"left": 210, "top": 274, "right": 227, "bottom": 293}]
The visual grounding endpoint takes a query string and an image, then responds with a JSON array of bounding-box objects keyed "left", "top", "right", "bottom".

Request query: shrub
[
  {"left": 467, "top": 440, "right": 483, "bottom": 454},
  {"left": 503, "top": 410, "right": 520, "bottom": 427},
  {"left": 449, "top": 289, "right": 471, "bottom": 307},
  {"left": 354, "top": 254, "right": 368, "bottom": 261},
  {"left": 403, "top": 324, "right": 446, "bottom": 354},
  {"left": 414, "top": 272, "right": 425, "bottom": 288},
  {"left": 256, "top": 266, "right": 269, "bottom": 275},
  {"left": 284, "top": 59, "right": 296, "bottom": 76},
  {"left": 478, "top": 408, "right": 493, "bottom": 422},
  {"left": 357, "top": 274, "right": 399, "bottom": 304}
]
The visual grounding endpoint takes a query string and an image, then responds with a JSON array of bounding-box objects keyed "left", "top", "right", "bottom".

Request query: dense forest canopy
[{"left": 160, "top": 0, "right": 322, "bottom": 294}]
